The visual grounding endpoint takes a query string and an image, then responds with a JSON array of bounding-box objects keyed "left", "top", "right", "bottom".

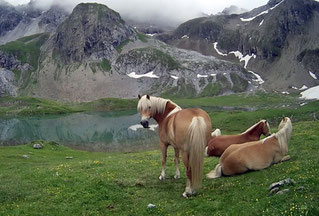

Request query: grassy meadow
[{"left": 0, "top": 93, "right": 318, "bottom": 215}]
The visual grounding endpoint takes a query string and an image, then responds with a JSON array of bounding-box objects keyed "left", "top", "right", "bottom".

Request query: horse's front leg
[
  {"left": 174, "top": 147, "right": 180, "bottom": 179},
  {"left": 159, "top": 142, "right": 168, "bottom": 180}
]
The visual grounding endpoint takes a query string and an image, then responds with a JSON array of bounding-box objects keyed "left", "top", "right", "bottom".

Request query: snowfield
[
  {"left": 300, "top": 85, "right": 319, "bottom": 100},
  {"left": 127, "top": 71, "right": 159, "bottom": 79},
  {"left": 240, "top": 0, "right": 285, "bottom": 22}
]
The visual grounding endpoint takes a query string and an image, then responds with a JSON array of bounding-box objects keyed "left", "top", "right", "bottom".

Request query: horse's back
[
  {"left": 221, "top": 139, "right": 279, "bottom": 175},
  {"left": 207, "top": 134, "right": 243, "bottom": 156},
  {"left": 173, "top": 108, "right": 211, "bottom": 147}
]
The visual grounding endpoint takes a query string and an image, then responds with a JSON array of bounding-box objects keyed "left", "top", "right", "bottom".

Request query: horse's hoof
[
  {"left": 182, "top": 191, "right": 195, "bottom": 198},
  {"left": 182, "top": 192, "right": 189, "bottom": 198},
  {"left": 174, "top": 174, "right": 180, "bottom": 179},
  {"left": 159, "top": 175, "right": 165, "bottom": 180}
]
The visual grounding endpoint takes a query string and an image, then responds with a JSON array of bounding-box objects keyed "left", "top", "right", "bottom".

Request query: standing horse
[
  {"left": 137, "top": 95, "right": 212, "bottom": 197},
  {"left": 207, "top": 117, "right": 292, "bottom": 178},
  {"left": 205, "top": 120, "right": 271, "bottom": 157}
]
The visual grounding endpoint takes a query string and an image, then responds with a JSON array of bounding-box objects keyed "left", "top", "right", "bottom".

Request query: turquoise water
[{"left": 0, "top": 111, "right": 159, "bottom": 152}]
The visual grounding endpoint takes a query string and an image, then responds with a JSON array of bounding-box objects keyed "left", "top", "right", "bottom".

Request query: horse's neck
[
  {"left": 244, "top": 122, "right": 263, "bottom": 140},
  {"left": 153, "top": 101, "right": 178, "bottom": 125}
]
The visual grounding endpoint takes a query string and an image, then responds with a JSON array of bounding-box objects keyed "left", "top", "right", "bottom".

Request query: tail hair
[
  {"left": 206, "top": 163, "right": 222, "bottom": 179},
  {"left": 187, "top": 116, "right": 207, "bottom": 190}
]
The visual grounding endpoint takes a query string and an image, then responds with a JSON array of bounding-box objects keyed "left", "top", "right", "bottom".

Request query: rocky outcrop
[
  {"left": 0, "top": 68, "right": 17, "bottom": 96},
  {"left": 0, "top": 2, "right": 22, "bottom": 37},
  {"left": 53, "top": 3, "right": 136, "bottom": 63},
  {"left": 0, "top": 50, "right": 32, "bottom": 71}
]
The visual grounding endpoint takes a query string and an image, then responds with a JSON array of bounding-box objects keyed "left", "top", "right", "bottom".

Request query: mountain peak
[{"left": 54, "top": 3, "right": 136, "bottom": 63}]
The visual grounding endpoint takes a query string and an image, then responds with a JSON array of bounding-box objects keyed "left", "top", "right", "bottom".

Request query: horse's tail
[
  {"left": 211, "top": 128, "right": 221, "bottom": 137},
  {"left": 187, "top": 116, "right": 207, "bottom": 190},
  {"left": 206, "top": 163, "right": 222, "bottom": 179}
]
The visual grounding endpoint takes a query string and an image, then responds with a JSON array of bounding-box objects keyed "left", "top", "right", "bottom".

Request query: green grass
[
  {"left": 0, "top": 119, "right": 318, "bottom": 215},
  {"left": 0, "top": 96, "right": 81, "bottom": 116},
  {"left": 173, "top": 92, "right": 300, "bottom": 109},
  {"left": 0, "top": 33, "right": 50, "bottom": 90},
  {"left": 115, "top": 39, "right": 132, "bottom": 53},
  {"left": 0, "top": 33, "right": 49, "bottom": 70},
  {"left": 0, "top": 96, "right": 137, "bottom": 116},
  {"left": 76, "top": 97, "right": 137, "bottom": 112},
  {"left": 199, "top": 83, "right": 222, "bottom": 97},
  {"left": 137, "top": 32, "right": 148, "bottom": 43}
]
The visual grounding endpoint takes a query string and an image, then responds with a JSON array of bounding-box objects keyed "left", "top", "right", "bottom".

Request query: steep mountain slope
[
  {"left": 0, "top": 3, "right": 255, "bottom": 101},
  {"left": 0, "top": 1, "right": 68, "bottom": 45},
  {"left": 158, "top": 0, "right": 319, "bottom": 92}
]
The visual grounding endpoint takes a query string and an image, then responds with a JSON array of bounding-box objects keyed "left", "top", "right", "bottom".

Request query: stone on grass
[
  {"left": 147, "top": 204, "right": 156, "bottom": 208},
  {"left": 33, "top": 143, "right": 43, "bottom": 149},
  {"left": 276, "top": 189, "right": 290, "bottom": 195},
  {"left": 269, "top": 178, "right": 296, "bottom": 190}
]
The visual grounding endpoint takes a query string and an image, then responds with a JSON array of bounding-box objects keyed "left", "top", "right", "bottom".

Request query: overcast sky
[{"left": 5, "top": 0, "right": 269, "bottom": 26}]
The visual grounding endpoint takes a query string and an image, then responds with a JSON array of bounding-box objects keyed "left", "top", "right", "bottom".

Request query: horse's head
[
  {"left": 137, "top": 94, "right": 152, "bottom": 128},
  {"left": 262, "top": 120, "right": 271, "bottom": 136},
  {"left": 278, "top": 116, "right": 290, "bottom": 130}
]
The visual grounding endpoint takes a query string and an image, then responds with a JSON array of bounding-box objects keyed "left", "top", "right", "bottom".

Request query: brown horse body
[
  {"left": 207, "top": 117, "right": 292, "bottom": 178},
  {"left": 137, "top": 95, "right": 211, "bottom": 197},
  {"left": 205, "top": 120, "right": 271, "bottom": 157}
]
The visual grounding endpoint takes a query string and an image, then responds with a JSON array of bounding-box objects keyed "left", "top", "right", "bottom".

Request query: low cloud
[{"left": 4, "top": 0, "right": 268, "bottom": 27}]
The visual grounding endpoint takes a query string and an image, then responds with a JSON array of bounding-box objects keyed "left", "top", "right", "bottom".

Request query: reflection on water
[{"left": 0, "top": 111, "right": 159, "bottom": 152}]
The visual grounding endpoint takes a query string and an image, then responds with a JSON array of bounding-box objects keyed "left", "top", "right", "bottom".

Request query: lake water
[{"left": 0, "top": 111, "right": 159, "bottom": 152}]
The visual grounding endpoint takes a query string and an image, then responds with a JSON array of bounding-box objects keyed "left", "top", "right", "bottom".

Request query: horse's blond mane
[
  {"left": 242, "top": 120, "right": 266, "bottom": 134},
  {"left": 274, "top": 117, "right": 293, "bottom": 155},
  {"left": 137, "top": 95, "right": 181, "bottom": 115}
]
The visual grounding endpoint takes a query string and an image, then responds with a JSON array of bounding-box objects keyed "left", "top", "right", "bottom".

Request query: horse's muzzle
[{"left": 140, "top": 120, "right": 149, "bottom": 128}]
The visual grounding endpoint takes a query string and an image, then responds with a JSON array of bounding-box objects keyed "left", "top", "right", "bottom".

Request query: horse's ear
[
  {"left": 138, "top": 94, "right": 141, "bottom": 99},
  {"left": 146, "top": 94, "right": 150, "bottom": 100},
  {"left": 282, "top": 115, "right": 286, "bottom": 121}
]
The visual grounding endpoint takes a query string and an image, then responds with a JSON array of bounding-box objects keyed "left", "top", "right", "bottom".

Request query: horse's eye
[{"left": 148, "top": 106, "right": 151, "bottom": 109}]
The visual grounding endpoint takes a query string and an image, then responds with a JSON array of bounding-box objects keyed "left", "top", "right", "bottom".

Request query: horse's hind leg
[
  {"left": 159, "top": 142, "right": 168, "bottom": 180},
  {"left": 182, "top": 151, "right": 194, "bottom": 198},
  {"left": 174, "top": 147, "right": 180, "bottom": 179}
]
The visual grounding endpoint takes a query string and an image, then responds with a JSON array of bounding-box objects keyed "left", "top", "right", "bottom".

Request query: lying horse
[
  {"left": 207, "top": 117, "right": 292, "bottom": 178},
  {"left": 205, "top": 120, "right": 271, "bottom": 157},
  {"left": 137, "top": 95, "right": 211, "bottom": 197}
]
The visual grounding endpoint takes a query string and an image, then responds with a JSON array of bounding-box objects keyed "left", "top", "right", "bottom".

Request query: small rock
[
  {"left": 107, "top": 204, "right": 114, "bottom": 209},
  {"left": 269, "top": 187, "right": 280, "bottom": 194},
  {"left": 22, "top": 155, "right": 30, "bottom": 159},
  {"left": 147, "top": 204, "right": 156, "bottom": 208},
  {"left": 297, "top": 186, "right": 305, "bottom": 191},
  {"left": 33, "top": 143, "right": 43, "bottom": 149},
  {"left": 276, "top": 189, "right": 290, "bottom": 195},
  {"left": 269, "top": 178, "right": 296, "bottom": 190},
  {"left": 65, "top": 156, "right": 73, "bottom": 159}
]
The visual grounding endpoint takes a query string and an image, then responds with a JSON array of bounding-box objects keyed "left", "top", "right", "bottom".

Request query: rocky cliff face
[
  {"left": 0, "top": 1, "right": 22, "bottom": 37},
  {"left": 158, "top": 0, "right": 319, "bottom": 91},
  {"left": 53, "top": 3, "right": 136, "bottom": 63},
  {"left": 0, "top": 68, "right": 16, "bottom": 96}
]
